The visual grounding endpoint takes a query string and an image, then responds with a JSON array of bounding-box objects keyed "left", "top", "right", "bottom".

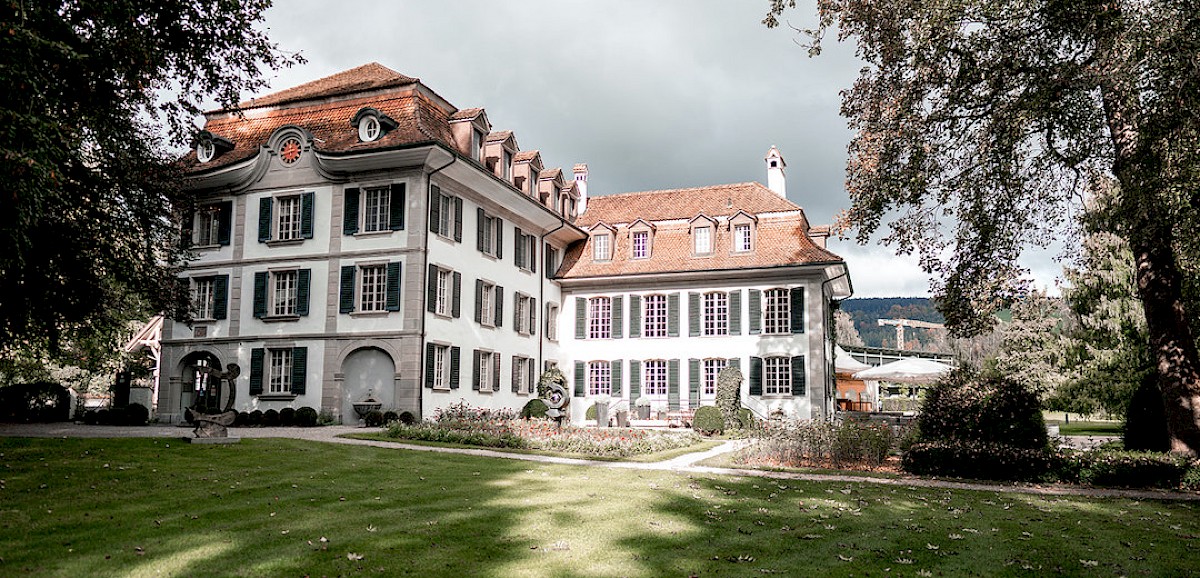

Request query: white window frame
[
  {"left": 694, "top": 225, "right": 712, "bottom": 255},
  {"left": 432, "top": 344, "right": 450, "bottom": 390},
  {"left": 514, "top": 355, "right": 534, "bottom": 394},
  {"left": 478, "top": 351, "right": 495, "bottom": 393},
  {"left": 643, "top": 294, "right": 667, "bottom": 338},
  {"left": 587, "top": 361, "right": 611, "bottom": 396},
  {"left": 193, "top": 277, "right": 215, "bottom": 320},
  {"left": 546, "top": 303, "right": 559, "bottom": 341},
  {"left": 593, "top": 233, "right": 611, "bottom": 261},
  {"left": 436, "top": 193, "right": 454, "bottom": 238},
  {"left": 764, "top": 356, "right": 791, "bottom": 396},
  {"left": 480, "top": 212, "right": 499, "bottom": 257},
  {"left": 275, "top": 194, "right": 303, "bottom": 241},
  {"left": 271, "top": 270, "right": 299, "bottom": 317},
  {"left": 703, "top": 291, "right": 728, "bottom": 336},
  {"left": 631, "top": 230, "right": 649, "bottom": 259},
  {"left": 515, "top": 293, "right": 531, "bottom": 335},
  {"left": 268, "top": 348, "right": 293, "bottom": 394},
  {"left": 359, "top": 115, "right": 381, "bottom": 142},
  {"left": 361, "top": 186, "right": 391, "bottom": 233},
  {"left": 703, "top": 358, "right": 727, "bottom": 397},
  {"left": 734, "top": 223, "right": 752, "bottom": 252},
  {"left": 644, "top": 359, "right": 668, "bottom": 396},
  {"left": 194, "top": 205, "right": 221, "bottom": 246},
  {"left": 588, "top": 297, "right": 611, "bottom": 339},
  {"left": 764, "top": 288, "right": 790, "bottom": 334},
  {"left": 480, "top": 281, "right": 496, "bottom": 327},
  {"left": 359, "top": 264, "right": 387, "bottom": 312},
  {"left": 435, "top": 268, "right": 451, "bottom": 317}
]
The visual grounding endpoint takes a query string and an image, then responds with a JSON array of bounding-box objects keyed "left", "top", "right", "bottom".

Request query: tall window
[
  {"left": 703, "top": 292, "right": 728, "bottom": 336},
  {"left": 764, "top": 288, "right": 790, "bottom": 334},
  {"left": 359, "top": 265, "right": 387, "bottom": 312},
  {"left": 437, "top": 193, "right": 454, "bottom": 237},
  {"left": 268, "top": 349, "right": 293, "bottom": 394},
  {"left": 644, "top": 359, "right": 668, "bottom": 396},
  {"left": 703, "top": 358, "right": 727, "bottom": 396},
  {"left": 593, "top": 233, "right": 611, "bottom": 261},
  {"left": 643, "top": 294, "right": 668, "bottom": 337},
  {"left": 195, "top": 205, "right": 221, "bottom": 246},
  {"left": 472, "top": 129, "right": 484, "bottom": 161},
  {"left": 694, "top": 226, "right": 712, "bottom": 255},
  {"left": 276, "top": 195, "right": 302, "bottom": 241},
  {"left": 479, "top": 281, "right": 495, "bottom": 327},
  {"left": 479, "top": 211, "right": 500, "bottom": 257},
  {"left": 362, "top": 187, "right": 391, "bottom": 233},
  {"left": 502, "top": 150, "right": 513, "bottom": 180},
  {"left": 734, "top": 223, "right": 752, "bottom": 252},
  {"left": 588, "top": 297, "right": 611, "bottom": 339},
  {"left": 435, "top": 268, "right": 451, "bottom": 316},
  {"left": 478, "top": 351, "right": 495, "bottom": 392},
  {"left": 764, "top": 357, "right": 790, "bottom": 395},
  {"left": 272, "top": 270, "right": 298, "bottom": 316},
  {"left": 588, "top": 361, "right": 611, "bottom": 396},
  {"left": 546, "top": 304, "right": 559, "bottom": 341},
  {"left": 513, "top": 356, "right": 534, "bottom": 394},
  {"left": 632, "top": 231, "right": 649, "bottom": 259},
  {"left": 193, "top": 278, "right": 215, "bottom": 319},
  {"left": 431, "top": 344, "right": 450, "bottom": 389}
]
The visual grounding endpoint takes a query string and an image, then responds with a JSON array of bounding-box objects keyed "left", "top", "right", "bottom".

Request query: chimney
[
  {"left": 573, "top": 163, "right": 589, "bottom": 214},
  {"left": 765, "top": 146, "right": 786, "bottom": 197}
]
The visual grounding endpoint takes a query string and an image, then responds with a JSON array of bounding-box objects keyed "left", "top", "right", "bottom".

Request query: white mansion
[{"left": 160, "top": 63, "right": 852, "bottom": 425}]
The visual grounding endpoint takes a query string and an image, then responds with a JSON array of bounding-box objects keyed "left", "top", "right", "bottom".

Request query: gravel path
[{"left": 2, "top": 422, "right": 1196, "bottom": 501}]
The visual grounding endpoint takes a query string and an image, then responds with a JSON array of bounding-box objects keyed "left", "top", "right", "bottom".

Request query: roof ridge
[
  {"left": 233, "top": 62, "right": 418, "bottom": 111},
  {"left": 596, "top": 181, "right": 768, "bottom": 199}
]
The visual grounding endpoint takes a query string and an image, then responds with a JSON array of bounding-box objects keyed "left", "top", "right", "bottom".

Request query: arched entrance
[
  {"left": 179, "top": 351, "right": 222, "bottom": 415},
  {"left": 341, "top": 348, "right": 396, "bottom": 423}
]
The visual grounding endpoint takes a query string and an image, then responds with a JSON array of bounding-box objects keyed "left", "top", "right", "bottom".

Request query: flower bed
[
  {"left": 384, "top": 402, "right": 701, "bottom": 458},
  {"left": 731, "top": 418, "right": 904, "bottom": 471}
]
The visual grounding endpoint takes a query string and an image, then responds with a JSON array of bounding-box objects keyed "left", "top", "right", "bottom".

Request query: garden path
[{"left": 1, "top": 422, "right": 1195, "bottom": 502}]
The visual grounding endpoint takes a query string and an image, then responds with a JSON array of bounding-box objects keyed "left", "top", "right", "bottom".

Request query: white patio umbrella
[
  {"left": 834, "top": 346, "right": 872, "bottom": 373},
  {"left": 853, "top": 358, "right": 954, "bottom": 384}
]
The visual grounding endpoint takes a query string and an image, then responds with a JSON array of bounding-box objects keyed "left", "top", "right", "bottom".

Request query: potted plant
[
  {"left": 634, "top": 397, "right": 652, "bottom": 420},
  {"left": 592, "top": 394, "right": 611, "bottom": 427}
]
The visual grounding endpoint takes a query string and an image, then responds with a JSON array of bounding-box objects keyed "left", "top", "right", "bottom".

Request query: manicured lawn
[
  {"left": 1053, "top": 421, "right": 1124, "bottom": 437},
  {"left": 347, "top": 432, "right": 722, "bottom": 463},
  {"left": 2, "top": 437, "right": 1198, "bottom": 577}
]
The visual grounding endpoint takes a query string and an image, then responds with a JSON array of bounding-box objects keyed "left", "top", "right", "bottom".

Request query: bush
[
  {"left": 235, "top": 411, "right": 250, "bottom": 426},
  {"left": 317, "top": 410, "right": 339, "bottom": 426},
  {"left": 82, "top": 410, "right": 98, "bottom": 425},
  {"left": 295, "top": 406, "right": 318, "bottom": 427},
  {"left": 734, "top": 419, "right": 901, "bottom": 470},
  {"left": 364, "top": 410, "right": 385, "bottom": 427},
  {"left": 714, "top": 365, "right": 743, "bottom": 430},
  {"left": 123, "top": 403, "right": 149, "bottom": 426},
  {"left": 398, "top": 411, "right": 415, "bottom": 425},
  {"left": 916, "top": 368, "right": 1047, "bottom": 449},
  {"left": 247, "top": 410, "right": 263, "bottom": 426},
  {"left": 262, "top": 409, "right": 279, "bottom": 426},
  {"left": 279, "top": 407, "right": 296, "bottom": 426},
  {"left": 1064, "top": 450, "right": 1193, "bottom": 489},
  {"left": 382, "top": 410, "right": 399, "bottom": 424},
  {"left": 1124, "top": 375, "right": 1170, "bottom": 452},
  {"left": 520, "top": 399, "right": 549, "bottom": 419},
  {"left": 902, "top": 441, "right": 1059, "bottom": 482},
  {"left": 832, "top": 420, "right": 894, "bottom": 468},
  {"left": 585, "top": 404, "right": 596, "bottom": 421},
  {"left": 692, "top": 406, "right": 725, "bottom": 435},
  {"left": 0, "top": 381, "right": 72, "bottom": 422},
  {"left": 736, "top": 408, "right": 755, "bottom": 429}
]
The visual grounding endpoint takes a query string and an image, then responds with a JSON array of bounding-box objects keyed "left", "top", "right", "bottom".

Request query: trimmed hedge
[
  {"left": 692, "top": 406, "right": 724, "bottom": 435},
  {"left": 916, "top": 369, "right": 1047, "bottom": 450},
  {"left": 1064, "top": 450, "right": 1193, "bottom": 489},
  {"left": 295, "top": 406, "right": 318, "bottom": 427},
  {"left": 902, "top": 441, "right": 1060, "bottom": 482},
  {"left": 520, "top": 399, "right": 549, "bottom": 419}
]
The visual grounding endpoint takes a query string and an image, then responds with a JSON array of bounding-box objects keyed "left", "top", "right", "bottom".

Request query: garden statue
[
  {"left": 185, "top": 362, "right": 240, "bottom": 440},
  {"left": 536, "top": 367, "right": 570, "bottom": 429}
]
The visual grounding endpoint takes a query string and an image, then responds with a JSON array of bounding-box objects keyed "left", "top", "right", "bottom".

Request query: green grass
[
  {"left": 2, "top": 437, "right": 1199, "bottom": 577},
  {"left": 1053, "top": 421, "right": 1124, "bottom": 436},
  {"left": 343, "top": 432, "right": 721, "bottom": 462}
]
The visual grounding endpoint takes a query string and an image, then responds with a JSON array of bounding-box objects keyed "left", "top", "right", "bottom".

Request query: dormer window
[
  {"left": 194, "top": 131, "right": 233, "bottom": 164},
  {"left": 472, "top": 129, "right": 485, "bottom": 161},
  {"left": 359, "top": 116, "right": 381, "bottom": 142},
  {"left": 632, "top": 231, "right": 649, "bottom": 259},
  {"left": 197, "top": 141, "right": 215, "bottom": 163},
  {"left": 351, "top": 108, "right": 398, "bottom": 143},
  {"left": 593, "top": 233, "right": 611, "bottom": 261},
  {"left": 734, "top": 223, "right": 752, "bottom": 252},
  {"left": 694, "top": 226, "right": 712, "bottom": 255},
  {"left": 503, "top": 149, "right": 513, "bottom": 180}
]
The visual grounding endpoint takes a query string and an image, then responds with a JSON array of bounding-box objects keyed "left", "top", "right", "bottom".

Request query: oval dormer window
[
  {"left": 358, "top": 115, "right": 381, "bottom": 142},
  {"left": 196, "top": 140, "right": 216, "bottom": 163}
]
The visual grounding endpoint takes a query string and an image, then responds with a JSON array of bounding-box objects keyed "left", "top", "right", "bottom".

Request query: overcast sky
[{"left": 252, "top": 0, "right": 1064, "bottom": 298}]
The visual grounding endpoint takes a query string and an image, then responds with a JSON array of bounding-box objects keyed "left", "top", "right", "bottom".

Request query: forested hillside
[{"left": 839, "top": 298, "right": 944, "bottom": 349}]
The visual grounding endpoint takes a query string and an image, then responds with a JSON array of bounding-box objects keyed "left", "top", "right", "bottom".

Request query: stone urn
[{"left": 351, "top": 391, "right": 383, "bottom": 427}]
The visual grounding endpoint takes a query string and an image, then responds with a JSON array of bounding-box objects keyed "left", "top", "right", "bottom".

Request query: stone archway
[{"left": 341, "top": 347, "right": 396, "bottom": 423}]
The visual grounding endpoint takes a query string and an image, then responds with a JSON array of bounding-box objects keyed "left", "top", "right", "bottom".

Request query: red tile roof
[
  {"left": 448, "top": 107, "right": 484, "bottom": 121},
  {"left": 576, "top": 182, "right": 802, "bottom": 226},
  {"left": 233, "top": 63, "right": 417, "bottom": 110}
]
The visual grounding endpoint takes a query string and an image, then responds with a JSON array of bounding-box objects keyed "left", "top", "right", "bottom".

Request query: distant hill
[{"left": 839, "top": 297, "right": 944, "bottom": 349}]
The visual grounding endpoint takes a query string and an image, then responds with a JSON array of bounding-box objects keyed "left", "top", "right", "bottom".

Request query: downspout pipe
[
  {"left": 822, "top": 264, "right": 853, "bottom": 420},
  {"left": 417, "top": 154, "right": 458, "bottom": 418},
  {"left": 538, "top": 220, "right": 568, "bottom": 376}
]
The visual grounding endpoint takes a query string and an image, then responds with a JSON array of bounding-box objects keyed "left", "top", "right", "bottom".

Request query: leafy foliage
[
  {"left": 735, "top": 418, "right": 899, "bottom": 470},
  {"left": 692, "top": 406, "right": 725, "bottom": 435},
  {"left": 0, "top": 381, "right": 72, "bottom": 422},
  {"left": 902, "top": 441, "right": 1060, "bottom": 482},
  {"left": 520, "top": 398, "right": 549, "bottom": 419},
  {"left": 714, "top": 365, "right": 743, "bottom": 430},
  {"left": 916, "top": 368, "right": 1048, "bottom": 450}
]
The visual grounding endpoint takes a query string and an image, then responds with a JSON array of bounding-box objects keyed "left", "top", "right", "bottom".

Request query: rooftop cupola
[{"left": 765, "top": 146, "right": 786, "bottom": 197}]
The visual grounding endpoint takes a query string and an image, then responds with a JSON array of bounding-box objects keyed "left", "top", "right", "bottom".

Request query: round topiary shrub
[
  {"left": 295, "top": 406, "right": 318, "bottom": 427},
  {"left": 364, "top": 409, "right": 385, "bottom": 427},
  {"left": 123, "top": 403, "right": 150, "bottom": 426},
  {"left": 279, "top": 407, "right": 296, "bottom": 426},
  {"left": 262, "top": 409, "right": 279, "bottom": 426},
  {"left": 520, "top": 398, "right": 549, "bottom": 419},
  {"left": 585, "top": 403, "right": 597, "bottom": 421},
  {"left": 692, "top": 406, "right": 725, "bottom": 435},
  {"left": 916, "top": 368, "right": 1048, "bottom": 450},
  {"left": 382, "top": 410, "right": 399, "bottom": 424},
  {"left": 398, "top": 411, "right": 415, "bottom": 425},
  {"left": 235, "top": 411, "right": 250, "bottom": 426},
  {"left": 247, "top": 409, "right": 263, "bottom": 426}
]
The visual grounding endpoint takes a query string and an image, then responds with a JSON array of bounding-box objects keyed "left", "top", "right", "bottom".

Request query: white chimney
[
  {"left": 765, "top": 146, "right": 786, "bottom": 197},
  {"left": 573, "top": 163, "right": 589, "bottom": 214}
]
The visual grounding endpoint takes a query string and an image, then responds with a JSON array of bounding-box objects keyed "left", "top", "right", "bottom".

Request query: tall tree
[
  {"left": 766, "top": 0, "right": 1200, "bottom": 455},
  {"left": 0, "top": 1, "right": 301, "bottom": 360},
  {"left": 833, "top": 309, "right": 864, "bottom": 347},
  {"left": 992, "top": 289, "right": 1073, "bottom": 397}
]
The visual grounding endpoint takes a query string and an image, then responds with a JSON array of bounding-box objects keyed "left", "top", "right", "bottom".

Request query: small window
[
  {"left": 734, "top": 223, "right": 752, "bottom": 252},
  {"left": 435, "top": 268, "right": 451, "bottom": 316},
  {"left": 362, "top": 187, "right": 391, "bottom": 233},
  {"left": 703, "top": 358, "right": 727, "bottom": 397},
  {"left": 268, "top": 349, "right": 294, "bottom": 394},
  {"left": 196, "top": 141, "right": 215, "bottom": 163},
  {"left": 593, "top": 233, "right": 611, "bottom": 261},
  {"left": 694, "top": 226, "right": 712, "bottom": 255},
  {"left": 546, "top": 303, "right": 559, "bottom": 341},
  {"left": 587, "top": 361, "right": 612, "bottom": 396},
  {"left": 764, "top": 288, "right": 791, "bottom": 334},
  {"left": 643, "top": 360, "right": 668, "bottom": 396},
  {"left": 477, "top": 351, "right": 496, "bottom": 392},
  {"left": 515, "top": 293, "right": 533, "bottom": 335},
  {"left": 472, "top": 129, "right": 485, "bottom": 161},
  {"left": 275, "top": 195, "right": 303, "bottom": 241},
  {"left": 431, "top": 344, "right": 451, "bottom": 390},
  {"left": 588, "top": 297, "right": 611, "bottom": 339},
  {"left": 513, "top": 356, "right": 534, "bottom": 394},
  {"left": 359, "top": 265, "right": 387, "bottom": 312},
  {"left": 764, "top": 357, "right": 791, "bottom": 395},
  {"left": 193, "top": 204, "right": 223, "bottom": 246},
  {"left": 503, "top": 149, "right": 513, "bottom": 180},
  {"left": 479, "top": 281, "right": 496, "bottom": 327},
  {"left": 632, "top": 231, "right": 649, "bottom": 259},
  {"left": 272, "top": 270, "right": 299, "bottom": 316},
  {"left": 358, "top": 115, "right": 381, "bottom": 142}
]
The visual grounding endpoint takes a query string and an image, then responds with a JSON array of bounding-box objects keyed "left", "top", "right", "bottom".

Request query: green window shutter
[
  {"left": 453, "top": 196, "right": 463, "bottom": 242},
  {"left": 300, "top": 192, "right": 315, "bottom": 239},
  {"left": 668, "top": 359, "right": 680, "bottom": 410},
  {"left": 451, "top": 271, "right": 462, "bottom": 318},
  {"left": 529, "top": 297, "right": 537, "bottom": 336},
  {"left": 791, "top": 356, "right": 806, "bottom": 396},
  {"left": 476, "top": 208, "right": 485, "bottom": 252},
  {"left": 514, "top": 226, "right": 525, "bottom": 266},
  {"left": 428, "top": 186, "right": 441, "bottom": 234},
  {"left": 257, "top": 197, "right": 272, "bottom": 242},
  {"left": 426, "top": 264, "right": 438, "bottom": 313},
  {"left": 424, "top": 343, "right": 436, "bottom": 388},
  {"left": 749, "top": 289, "right": 762, "bottom": 334},
  {"left": 629, "top": 360, "right": 641, "bottom": 402},
  {"left": 474, "top": 279, "right": 483, "bottom": 323},
  {"left": 494, "top": 219, "right": 503, "bottom": 260},
  {"left": 667, "top": 293, "right": 680, "bottom": 337},
  {"left": 449, "top": 346, "right": 461, "bottom": 389},
  {"left": 345, "top": 265, "right": 362, "bottom": 311},
  {"left": 628, "top": 295, "right": 641, "bottom": 338},
  {"left": 252, "top": 271, "right": 268, "bottom": 318},
  {"left": 512, "top": 357, "right": 521, "bottom": 394},
  {"left": 290, "top": 347, "right": 307, "bottom": 395},
  {"left": 688, "top": 358, "right": 700, "bottom": 407},
  {"left": 611, "top": 359, "right": 623, "bottom": 397},
  {"left": 749, "top": 357, "right": 763, "bottom": 396},
  {"left": 612, "top": 295, "right": 623, "bottom": 339},
  {"left": 216, "top": 201, "right": 233, "bottom": 245},
  {"left": 574, "top": 362, "right": 586, "bottom": 397},
  {"left": 494, "top": 286, "right": 504, "bottom": 328},
  {"left": 790, "top": 287, "right": 805, "bottom": 334},
  {"left": 493, "top": 352, "right": 501, "bottom": 392},
  {"left": 575, "top": 297, "right": 587, "bottom": 339},
  {"left": 389, "top": 183, "right": 406, "bottom": 230},
  {"left": 385, "top": 262, "right": 402, "bottom": 311},
  {"left": 530, "top": 236, "right": 537, "bottom": 273},
  {"left": 249, "top": 348, "right": 265, "bottom": 395},
  {"left": 472, "top": 350, "right": 481, "bottom": 391},
  {"left": 688, "top": 292, "right": 700, "bottom": 337},
  {"left": 212, "top": 275, "right": 229, "bottom": 320},
  {"left": 729, "top": 290, "right": 742, "bottom": 335},
  {"left": 343, "top": 187, "right": 360, "bottom": 235},
  {"left": 296, "top": 269, "right": 311, "bottom": 316}
]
